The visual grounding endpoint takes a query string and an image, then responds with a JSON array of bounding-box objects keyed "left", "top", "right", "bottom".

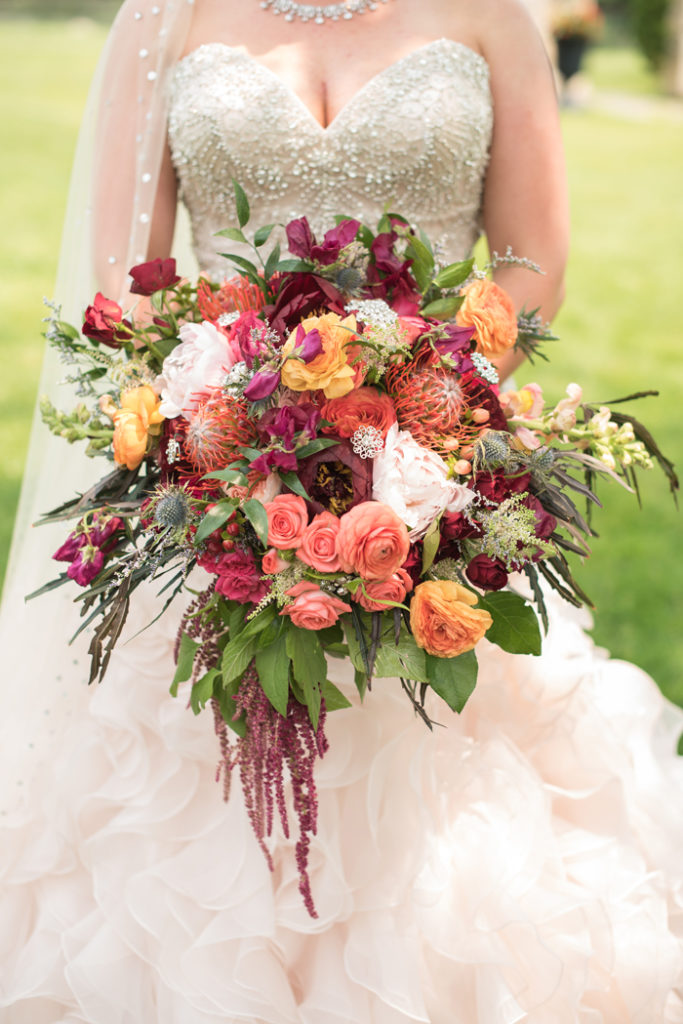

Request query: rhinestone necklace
[{"left": 259, "top": 0, "right": 390, "bottom": 24}]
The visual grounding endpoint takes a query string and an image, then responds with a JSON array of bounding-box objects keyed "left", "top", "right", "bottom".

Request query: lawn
[{"left": 1, "top": 19, "right": 681, "bottom": 701}]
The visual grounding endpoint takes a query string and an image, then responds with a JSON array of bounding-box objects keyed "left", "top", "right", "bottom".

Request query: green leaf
[
  {"left": 190, "top": 668, "right": 218, "bottom": 714},
  {"left": 433, "top": 258, "right": 475, "bottom": 290},
  {"left": 421, "top": 295, "right": 465, "bottom": 320},
  {"left": 477, "top": 591, "right": 542, "bottom": 655},
  {"left": 219, "top": 252, "right": 260, "bottom": 280},
  {"left": 373, "top": 629, "right": 429, "bottom": 682},
  {"left": 295, "top": 438, "right": 338, "bottom": 459},
  {"left": 195, "top": 503, "right": 234, "bottom": 544},
  {"left": 171, "top": 633, "right": 199, "bottom": 696},
  {"left": 203, "top": 467, "right": 247, "bottom": 486},
  {"left": 278, "top": 470, "right": 310, "bottom": 500},
  {"left": 276, "top": 258, "right": 315, "bottom": 273},
  {"left": 221, "top": 630, "right": 258, "bottom": 685},
  {"left": 405, "top": 236, "right": 435, "bottom": 293},
  {"left": 226, "top": 602, "right": 248, "bottom": 637},
  {"left": 215, "top": 226, "right": 249, "bottom": 244},
  {"left": 264, "top": 241, "right": 282, "bottom": 281},
  {"left": 240, "top": 445, "right": 264, "bottom": 462},
  {"left": 421, "top": 519, "right": 441, "bottom": 574},
  {"left": 286, "top": 628, "right": 327, "bottom": 729},
  {"left": 241, "top": 498, "right": 269, "bottom": 546},
  {"left": 233, "top": 179, "right": 250, "bottom": 228},
  {"left": 254, "top": 634, "right": 290, "bottom": 716},
  {"left": 321, "top": 678, "right": 352, "bottom": 712},
  {"left": 253, "top": 223, "right": 276, "bottom": 247},
  {"left": 240, "top": 603, "right": 277, "bottom": 641},
  {"left": 354, "top": 667, "right": 368, "bottom": 700},
  {"left": 214, "top": 684, "right": 246, "bottom": 736},
  {"left": 426, "top": 650, "right": 478, "bottom": 712}
]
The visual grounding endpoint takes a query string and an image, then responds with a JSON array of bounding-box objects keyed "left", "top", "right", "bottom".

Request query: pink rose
[
  {"left": 281, "top": 582, "right": 351, "bottom": 630},
  {"left": 336, "top": 501, "right": 410, "bottom": 581},
  {"left": 265, "top": 493, "right": 309, "bottom": 550},
  {"left": 397, "top": 315, "right": 428, "bottom": 344},
  {"left": 355, "top": 567, "right": 413, "bottom": 612},
  {"left": 262, "top": 547, "right": 290, "bottom": 574},
  {"left": 297, "top": 511, "right": 342, "bottom": 572}
]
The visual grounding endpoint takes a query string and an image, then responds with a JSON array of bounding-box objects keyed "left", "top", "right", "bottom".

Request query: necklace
[{"left": 259, "top": 0, "right": 390, "bottom": 24}]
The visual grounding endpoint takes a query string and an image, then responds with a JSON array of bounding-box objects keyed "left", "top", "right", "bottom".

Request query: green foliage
[{"left": 627, "top": 0, "right": 671, "bottom": 67}]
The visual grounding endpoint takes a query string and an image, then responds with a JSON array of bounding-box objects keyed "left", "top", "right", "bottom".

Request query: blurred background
[{"left": 0, "top": 0, "right": 681, "bottom": 701}]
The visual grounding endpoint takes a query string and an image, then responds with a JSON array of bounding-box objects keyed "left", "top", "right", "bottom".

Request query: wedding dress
[{"left": 2, "top": 26, "right": 683, "bottom": 1024}]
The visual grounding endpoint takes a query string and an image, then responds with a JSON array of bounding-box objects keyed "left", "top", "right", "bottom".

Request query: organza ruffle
[{"left": 2, "top": 582, "right": 683, "bottom": 1023}]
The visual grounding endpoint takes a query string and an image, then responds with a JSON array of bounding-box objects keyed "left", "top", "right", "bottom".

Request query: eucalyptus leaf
[
  {"left": 219, "top": 252, "right": 260, "bottom": 279},
  {"left": 405, "top": 236, "right": 435, "bottom": 293},
  {"left": 426, "top": 650, "right": 478, "bottom": 712},
  {"left": 276, "top": 258, "right": 315, "bottom": 273},
  {"left": 232, "top": 179, "right": 250, "bottom": 228},
  {"left": 477, "top": 591, "right": 542, "bottom": 655},
  {"left": 203, "top": 467, "right": 247, "bottom": 485}
]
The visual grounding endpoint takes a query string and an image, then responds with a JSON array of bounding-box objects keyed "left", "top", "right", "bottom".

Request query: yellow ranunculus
[
  {"left": 112, "top": 385, "right": 164, "bottom": 470},
  {"left": 280, "top": 313, "right": 357, "bottom": 399}
]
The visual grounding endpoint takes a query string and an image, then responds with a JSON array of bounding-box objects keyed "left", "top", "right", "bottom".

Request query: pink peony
[{"left": 157, "top": 321, "right": 241, "bottom": 419}]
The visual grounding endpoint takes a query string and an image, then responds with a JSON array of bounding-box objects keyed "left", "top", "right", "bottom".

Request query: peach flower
[
  {"left": 280, "top": 312, "right": 358, "bottom": 399},
  {"left": 262, "top": 547, "right": 290, "bottom": 574},
  {"left": 355, "top": 567, "right": 413, "bottom": 612},
  {"left": 455, "top": 279, "right": 518, "bottom": 358},
  {"left": 499, "top": 382, "right": 544, "bottom": 421},
  {"left": 336, "top": 501, "right": 410, "bottom": 581},
  {"left": 265, "top": 494, "right": 309, "bottom": 550},
  {"left": 410, "top": 579, "right": 492, "bottom": 658},
  {"left": 112, "top": 385, "right": 164, "bottom": 471},
  {"left": 297, "top": 511, "right": 342, "bottom": 573},
  {"left": 320, "top": 386, "right": 397, "bottom": 440},
  {"left": 280, "top": 581, "right": 351, "bottom": 630}
]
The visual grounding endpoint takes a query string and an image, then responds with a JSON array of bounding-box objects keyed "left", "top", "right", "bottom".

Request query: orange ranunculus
[
  {"left": 355, "top": 567, "right": 413, "bottom": 612},
  {"left": 280, "top": 581, "right": 351, "bottom": 630},
  {"left": 264, "top": 493, "right": 309, "bottom": 550},
  {"left": 336, "top": 501, "right": 410, "bottom": 581},
  {"left": 281, "top": 313, "right": 357, "bottom": 399},
  {"left": 320, "top": 386, "right": 397, "bottom": 440},
  {"left": 455, "top": 279, "right": 518, "bottom": 358},
  {"left": 410, "top": 580, "right": 492, "bottom": 658},
  {"left": 112, "top": 385, "right": 164, "bottom": 470}
]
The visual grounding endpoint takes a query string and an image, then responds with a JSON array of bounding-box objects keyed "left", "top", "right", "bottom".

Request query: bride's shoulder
[{"left": 434, "top": 0, "right": 547, "bottom": 68}]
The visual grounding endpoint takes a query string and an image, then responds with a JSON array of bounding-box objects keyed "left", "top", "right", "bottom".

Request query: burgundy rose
[
  {"left": 466, "top": 553, "right": 508, "bottom": 591},
  {"left": 474, "top": 470, "right": 531, "bottom": 505},
  {"left": 82, "top": 293, "right": 131, "bottom": 349},
  {"left": 441, "top": 511, "right": 483, "bottom": 541},
  {"left": 523, "top": 494, "right": 558, "bottom": 540},
  {"left": 129, "top": 257, "right": 181, "bottom": 296}
]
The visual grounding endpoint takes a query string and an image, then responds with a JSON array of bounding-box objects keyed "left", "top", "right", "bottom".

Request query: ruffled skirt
[{"left": 2, "top": 581, "right": 683, "bottom": 1023}]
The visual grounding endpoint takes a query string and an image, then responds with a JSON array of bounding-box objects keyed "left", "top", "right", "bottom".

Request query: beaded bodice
[{"left": 168, "top": 38, "right": 492, "bottom": 275}]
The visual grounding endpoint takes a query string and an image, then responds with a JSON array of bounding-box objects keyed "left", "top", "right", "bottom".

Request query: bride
[{"left": 2, "top": 0, "right": 683, "bottom": 1020}]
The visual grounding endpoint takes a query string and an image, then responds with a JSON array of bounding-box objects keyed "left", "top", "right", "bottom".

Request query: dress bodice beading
[{"left": 167, "top": 38, "right": 492, "bottom": 275}]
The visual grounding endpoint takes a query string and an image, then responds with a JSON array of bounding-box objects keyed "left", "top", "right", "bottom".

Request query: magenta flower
[
  {"left": 214, "top": 549, "right": 269, "bottom": 604},
  {"left": 285, "top": 217, "right": 360, "bottom": 266},
  {"left": 244, "top": 369, "right": 281, "bottom": 401},
  {"left": 53, "top": 532, "right": 87, "bottom": 562},
  {"left": 292, "top": 324, "right": 323, "bottom": 363},
  {"left": 67, "top": 546, "right": 104, "bottom": 586},
  {"left": 250, "top": 449, "right": 299, "bottom": 475}
]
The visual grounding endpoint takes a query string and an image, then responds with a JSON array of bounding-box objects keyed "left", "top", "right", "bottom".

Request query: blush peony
[
  {"left": 372, "top": 423, "right": 475, "bottom": 539},
  {"left": 157, "top": 321, "right": 241, "bottom": 419},
  {"left": 336, "top": 501, "right": 410, "bottom": 580},
  {"left": 410, "top": 580, "right": 492, "bottom": 657},
  {"left": 280, "top": 582, "right": 351, "bottom": 630}
]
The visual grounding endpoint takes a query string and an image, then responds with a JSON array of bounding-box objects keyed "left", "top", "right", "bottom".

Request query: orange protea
[
  {"left": 197, "top": 275, "right": 265, "bottom": 321},
  {"left": 183, "top": 389, "right": 257, "bottom": 474},
  {"left": 385, "top": 348, "right": 500, "bottom": 456}
]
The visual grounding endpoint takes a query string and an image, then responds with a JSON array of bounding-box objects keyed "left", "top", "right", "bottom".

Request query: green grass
[{"left": 1, "top": 18, "right": 682, "bottom": 701}]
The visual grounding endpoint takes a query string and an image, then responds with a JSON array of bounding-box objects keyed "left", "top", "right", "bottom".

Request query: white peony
[
  {"left": 372, "top": 423, "right": 475, "bottom": 539},
  {"left": 157, "top": 321, "right": 240, "bottom": 419}
]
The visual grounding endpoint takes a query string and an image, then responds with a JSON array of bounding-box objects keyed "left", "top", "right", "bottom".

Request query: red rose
[
  {"left": 474, "top": 469, "right": 531, "bottom": 504},
  {"left": 523, "top": 494, "right": 557, "bottom": 540},
  {"left": 129, "top": 257, "right": 181, "bottom": 296},
  {"left": 82, "top": 292, "right": 130, "bottom": 349},
  {"left": 465, "top": 553, "right": 508, "bottom": 591}
]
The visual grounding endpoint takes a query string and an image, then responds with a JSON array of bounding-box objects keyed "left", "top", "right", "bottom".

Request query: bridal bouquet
[{"left": 37, "top": 186, "right": 676, "bottom": 914}]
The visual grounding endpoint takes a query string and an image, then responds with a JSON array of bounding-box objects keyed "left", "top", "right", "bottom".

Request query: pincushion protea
[
  {"left": 197, "top": 275, "right": 265, "bottom": 321},
  {"left": 184, "top": 389, "right": 257, "bottom": 474}
]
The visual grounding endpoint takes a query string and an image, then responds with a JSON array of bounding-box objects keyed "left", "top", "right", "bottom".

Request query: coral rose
[
  {"left": 265, "top": 493, "right": 309, "bottom": 550},
  {"left": 320, "top": 386, "right": 397, "bottom": 440},
  {"left": 297, "top": 511, "right": 342, "bottom": 572},
  {"left": 336, "top": 501, "right": 410, "bottom": 581},
  {"left": 410, "top": 580, "right": 492, "bottom": 657},
  {"left": 355, "top": 567, "right": 413, "bottom": 612},
  {"left": 455, "top": 279, "right": 518, "bottom": 358},
  {"left": 262, "top": 547, "right": 290, "bottom": 574},
  {"left": 280, "top": 312, "right": 357, "bottom": 399},
  {"left": 112, "top": 385, "right": 164, "bottom": 470},
  {"left": 280, "top": 582, "right": 351, "bottom": 630}
]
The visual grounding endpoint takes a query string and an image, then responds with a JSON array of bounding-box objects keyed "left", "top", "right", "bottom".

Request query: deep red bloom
[
  {"left": 213, "top": 549, "right": 269, "bottom": 604},
  {"left": 474, "top": 469, "right": 532, "bottom": 504},
  {"left": 523, "top": 494, "right": 558, "bottom": 539},
  {"left": 285, "top": 216, "right": 359, "bottom": 266},
  {"left": 67, "top": 546, "right": 104, "bottom": 586},
  {"left": 129, "top": 257, "right": 181, "bottom": 296},
  {"left": 82, "top": 293, "right": 131, "bottom": 349},
  {"left": 53, "top": 532, "right": 87, "bottom": 562},
  {"left": 466, "top": 553, "right": 509, "bottom": 591}
]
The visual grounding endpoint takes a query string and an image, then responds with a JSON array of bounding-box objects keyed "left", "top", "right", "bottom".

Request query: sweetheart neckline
[{"left": 174, "top": 38, "right": 489, "bottom": 134}]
